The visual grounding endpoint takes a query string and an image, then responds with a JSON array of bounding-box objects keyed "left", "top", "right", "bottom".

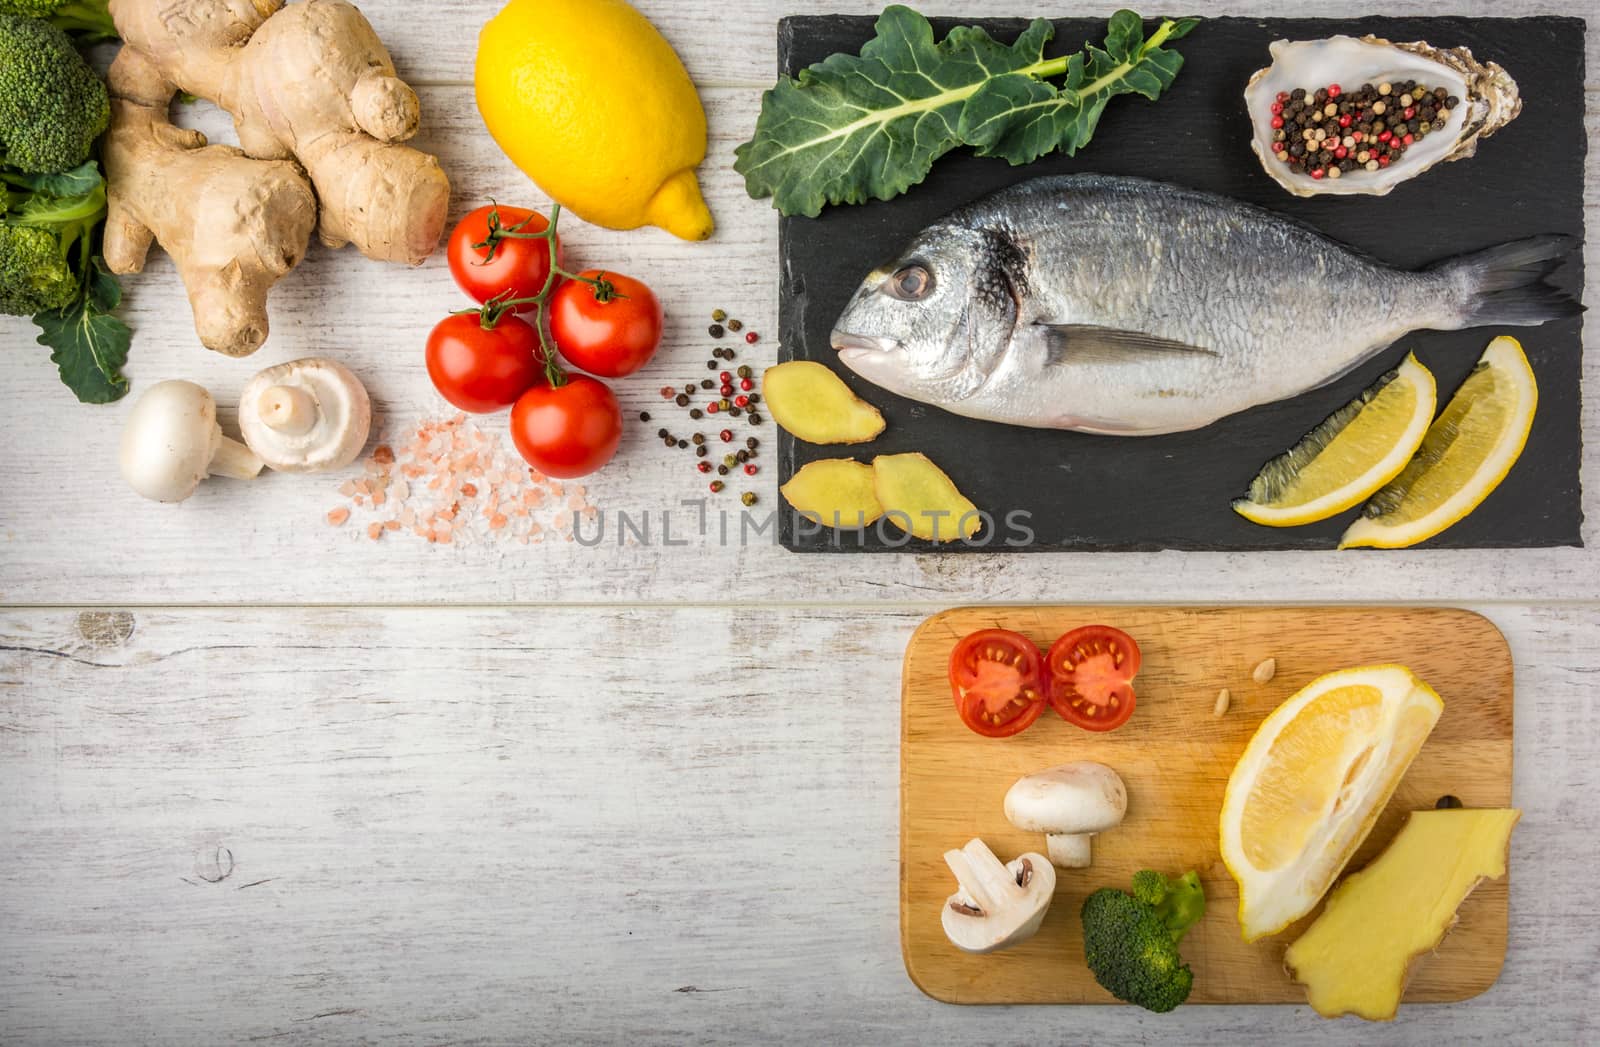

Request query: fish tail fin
[{"left": 1433, "top": 234, "right": 1583, "bottom": 328}]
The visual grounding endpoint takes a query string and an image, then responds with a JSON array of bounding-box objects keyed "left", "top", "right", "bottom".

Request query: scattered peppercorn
[
  {"left": 736, "top": 365, "right": 752, "bottom": 379},
  {"left": 710, "top": 480, "right": 725, "bottom": 492},
  {"left": 707, "top": 360, "right": 718, "bottom": 370},
  {"left": 734, "top": 395, "right": 749, "bottom": 408},
  {"left": 741, "top": 492, "right": 757, "bottom": 506},
  {"left": 740, "top": 378, "right": 754, "bottom": 391},
  {"left": 698, "top": 461, "right": 712, "bottom": 473},
  {"left": 724, "top": 454, "right": 738, "bottom": 468},
  {"left": 677, "top": 440, "right": 688, "bottom": 449},
  {"left": 719, "top": 398, "right": 732, "bottom": 411},
  {"left": 692, "top": 433, "right": 706, "bottom": 445},
  {"left": 717, "top": 465, "right": 729, "bottom": 476},
  {"left": 745, "top": 331, "right": 759, "bottom": 344},
  {"left": 735, "top": 449, "right": 750, "bottom": 463},
  {"left": 701, "top": 378, "right": 714, "bottom": 390},
  {"left": 729, "top": 407, "right": 742, "bottom": 418},
  {"left": 749, "top": 413, "right": 763, "bottom": 425},
  {"left": 689, "top": 408, "right": 703, "bottom": 420},
  {"left": 748, "top": 393, "right": 760, "bottom": 404},
  {"left": 744, "top": 463, "right": 758, "bottom": 476},
  {"left": 719, "top": 429, "right": 733, "bottom": 442},
  {"left": 639, "top": 411, "right": 651, "bottom": 422},
  {"left": 727, "top": 318, "right": 743, "bottom": 332},
  {"left": 696, "top": 445, "right": 708, "bottom": 458},
  {"left": 711, "top": 308, "right": 727, "bottom": 323},
  {"left": 675, "top": 394, "right": 690, "bottom": 407},
  {"left": 709, "top": 324, "right": 725, "bottom": 338},
  {"left": 746, "top": 437, "right": 759, "bottom": 449}
]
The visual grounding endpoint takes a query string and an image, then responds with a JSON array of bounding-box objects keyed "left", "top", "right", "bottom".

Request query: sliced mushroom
[
  {"left": 939, "top": 838, "right": 1056, "bottom": 954},
  {"left": 119, "top": 380, "right": 264, "bottom": 502},
  {"left": 238, "top": 358, "right": 371, "bottom": 472},
  {"left": 1004, "top": 762, "right": 1128, "bottom": 869}
]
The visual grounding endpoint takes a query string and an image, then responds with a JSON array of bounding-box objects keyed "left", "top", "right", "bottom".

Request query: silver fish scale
[{"left": 959, "top": 176, "right": 1440, "bottom": 434}]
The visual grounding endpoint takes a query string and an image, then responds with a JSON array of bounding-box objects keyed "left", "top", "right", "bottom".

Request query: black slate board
[{"left": 774, "top": 15, "right": 1587, "bottom": 552}]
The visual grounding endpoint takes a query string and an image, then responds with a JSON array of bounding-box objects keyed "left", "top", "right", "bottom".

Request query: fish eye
[{"left": 885, "top": 264, "right": 933, "bottom": 301}]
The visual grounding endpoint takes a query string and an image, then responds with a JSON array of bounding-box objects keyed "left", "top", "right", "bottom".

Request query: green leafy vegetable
[
  {"left": 735, "top": 8, "right": 1198, "bottom": 217},
  {"left": 3, "top": 160, "right": 131, "bottom": 402},
  {"left": 34, "top": 259, "right": 130, "bottom": 403}
]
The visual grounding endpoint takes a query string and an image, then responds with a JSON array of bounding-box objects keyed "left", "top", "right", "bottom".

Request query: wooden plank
[
  {"left": 900, "top": 606, "right": 1511, "bottom": 1005},
  {"left": 2, "top": 605, "right": 1597, "bottom": 1044}
]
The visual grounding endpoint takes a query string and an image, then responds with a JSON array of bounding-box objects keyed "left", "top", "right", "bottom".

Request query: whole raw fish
[{"left": 829, "top": 175, "right": 1578, "bottom": 435}]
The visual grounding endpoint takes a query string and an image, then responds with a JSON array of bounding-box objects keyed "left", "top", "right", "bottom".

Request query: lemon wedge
[
  {"left": 1341, "top": 336, "right": 1537, "bottom": 549},
  {"left": 1234, "top": 354, "right": 1436, "bottom": 527},
  {"left": 1219, "top": 665, "right": 1442, "bottom": 942}
]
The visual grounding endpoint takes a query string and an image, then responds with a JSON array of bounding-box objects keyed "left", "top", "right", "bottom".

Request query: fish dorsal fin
[{"left": 1039, "top": 324, "right": 1216, "bottom": 367}]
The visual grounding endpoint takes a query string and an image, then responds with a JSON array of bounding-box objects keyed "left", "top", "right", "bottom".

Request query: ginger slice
[
  {"left": 1284, "top": 807, "right": 1520, "bottom": 1021},
  {"left": 781, "top": 458, "right": 883, "bottom": 528},
  {"left": 872, "top": 453, "right": 981, "bottom": 542},
  {"left": 763, "top": 361, "right": 886, "bottom": 445}
]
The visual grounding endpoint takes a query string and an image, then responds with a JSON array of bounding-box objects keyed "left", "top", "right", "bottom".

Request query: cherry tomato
[
  {"left": 447, "top": 205, "right": 562, "bottom": 309},
  {"left": 548, "top": 270, "right": 664, "bottom": 378},
  {"left": 425, "top": 313, "right": 543, "bottom": 414},
  {"left": 949, "top": 629, "right": 1047, "bottom": 738},
  {"left": 1045, "top": 626, "right": 1141, "bottom": 732},
  {"left": 510, "top": 375, "right": 622, "bottom": 479}
]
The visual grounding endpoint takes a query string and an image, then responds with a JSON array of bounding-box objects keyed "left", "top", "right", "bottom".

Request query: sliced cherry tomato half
[
  {"left": 949, "top": 629, "right": 1047, "bottom": 738},
  {"left": 1045, "top": 625, "right": 1141, "bottom": 732}
]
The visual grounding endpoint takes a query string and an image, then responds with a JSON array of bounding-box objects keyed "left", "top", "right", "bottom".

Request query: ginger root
[
  {"left": 109, "top": 0, "right": 450, "bottom": 266},
  {"left": 102, "top": 47, "right": 316, "bottom": 357}
]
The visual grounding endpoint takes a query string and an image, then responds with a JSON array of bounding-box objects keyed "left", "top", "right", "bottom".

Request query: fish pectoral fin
[{"left": 1038, "top": 324, "right": 1216, "bottom": 367}]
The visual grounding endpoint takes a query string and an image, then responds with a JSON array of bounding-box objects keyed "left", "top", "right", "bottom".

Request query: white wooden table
[{"left": 2, "top": 2, "right": 1596, "bottom": 1043}]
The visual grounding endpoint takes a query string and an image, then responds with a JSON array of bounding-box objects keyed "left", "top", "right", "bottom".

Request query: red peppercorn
[
  {"left": 1338, "top": 114, "right": 1352, "bottom": 128},
  {"left": 1310, "top": 168, "right": 1325, "bottom": 180},
  {"left": 707, "top": 402, "right": 719, "bottom": 414},
  {"left": 1402, "top": 133, "right": 1414, "bottom": 145},
  {"left": 1352, "top": 131, "right": 1364, "bottom": 143},
  {"left": 734, "top": 395, "right": 750, "bottom": 408},
  {"left": 659, "top": 386, "right": 674, "bottom": 399},
  {"left": 1273, "top": 141, "right": 1285, "bottom": 153},
  {"left": 1378, "top": 155, "right": 1391, "bottom": 167},
  {"left": 1270, "top": 101, "right": 1284, "bottom": 115},
  {"left": 720, "top": 429, "right": 733, "bottom": 442},
  {"left": 739, "top": 377, "right": 754, "bottom": 391},
  {"left": 697, "top": 461, "right": 711, "bottom": 473},
  {"left": 744, "top": 464, "right": 758, "bottom": 476},
  {"left": 745, "top": 332, "right": 759, "bottom": 344},
  {"left": 1378, "top": 130, "right": 1393, "bottom": 142},
  {"left": 718, "top": 371, "right": 732, "bottom": 384},
  {"left": 1404, "top": 107, "right": 1416, "bottom": 120},
  {"left": 1276, "top": 91, "right": 1289, "bottom": 103},
  {"left": 720, "top": 384, "right": 734, "bottom": 397},
  {"left": 1327, "top": 83, "right": 1342, "bottom": 98},
  {"left": 1334, "top": 146, "right": 1347, "bottom": 159},
  {"left": 1270, "top": 115, "right": 1284, "bottom": 129}
]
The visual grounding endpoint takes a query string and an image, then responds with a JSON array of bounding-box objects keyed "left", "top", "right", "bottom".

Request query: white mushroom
[
  {"left": 939, "top": 838, "right": 1055, "bottom": 954},
  {"left": 119, "top": 380, "right": 264, "bottom": 503},
  {"left": 1004, "top": 762, "right": 1128, "bottom": 869},
  {"left": 237, "top": 358, "right": 371, "bottom": 472}
]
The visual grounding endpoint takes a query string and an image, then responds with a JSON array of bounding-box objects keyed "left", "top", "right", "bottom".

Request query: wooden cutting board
[{"left": 900, "top": 606, "right": 1513, "bottom": 1005}]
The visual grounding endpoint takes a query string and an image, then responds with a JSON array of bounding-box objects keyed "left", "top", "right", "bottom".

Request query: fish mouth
[{"left": 830, "top": 330, "right": 903, "bottom": 361}]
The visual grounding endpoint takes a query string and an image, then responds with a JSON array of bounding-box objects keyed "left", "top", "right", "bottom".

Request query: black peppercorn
[
  {"left": 707, "top": 360, "right": 718, "bottom": 370},
  {"left": 746, "top": 437, "right": 759, "bottom": 449},
  {"left": 749, "top": 413, "right": 763, "bottom": 425},
  {"left": 692, "top": 433, "right": 705, "bottom": 445},
  {"left": 689, "top": 409, "right": 703, "bottom": 420},
  {"left": 709, "top": 324, "right": 724, "bottom": 338},
  {"left": 696, "top": 445, "right": 708, "bottom": 458},
  {"left": 727, "top": 318, "right": 743, "bottom": 332},
  {"left": 717, "top": 465, "right": 728, "bottom": 476},
  {"left": 656, "top": 428, "right": 668, "bottom": 439},
  {"left": 675, "top": 394, "right": 689, "bottom": 407}
]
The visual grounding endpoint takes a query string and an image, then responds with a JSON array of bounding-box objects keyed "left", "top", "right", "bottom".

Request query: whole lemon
[{"left": 475, "top": 0, "right": 714, "bottom": 241}]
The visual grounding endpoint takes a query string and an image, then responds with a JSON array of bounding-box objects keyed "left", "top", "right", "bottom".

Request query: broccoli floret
[
  {"left": 1080, "top": 869, "right": 1207, "bottom": 1013},
  {"left": 0, "top": 1, "right": 114, "bottom": 40},
  {"left": 1, "top": 162, "right": 105, "bottom": 315},
  {"left": 0, "top": 14, "right": 111, "bottom": 174}
]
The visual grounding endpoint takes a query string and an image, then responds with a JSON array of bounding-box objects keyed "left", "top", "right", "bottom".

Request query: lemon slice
[
  {"left": 1219, "top": 665, "right": 1442, "bottom": 942},
  {"left": 1234, "top": 355, "right": 1436, "bottom": 527},
  {"left": 1341, "top": 336, "right": 1537, "bottom": 549}
]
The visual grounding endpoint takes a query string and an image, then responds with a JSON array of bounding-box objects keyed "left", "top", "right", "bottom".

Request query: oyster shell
[{"left": 1245, "top": 36, "right": 1520, "bottom": 197}]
